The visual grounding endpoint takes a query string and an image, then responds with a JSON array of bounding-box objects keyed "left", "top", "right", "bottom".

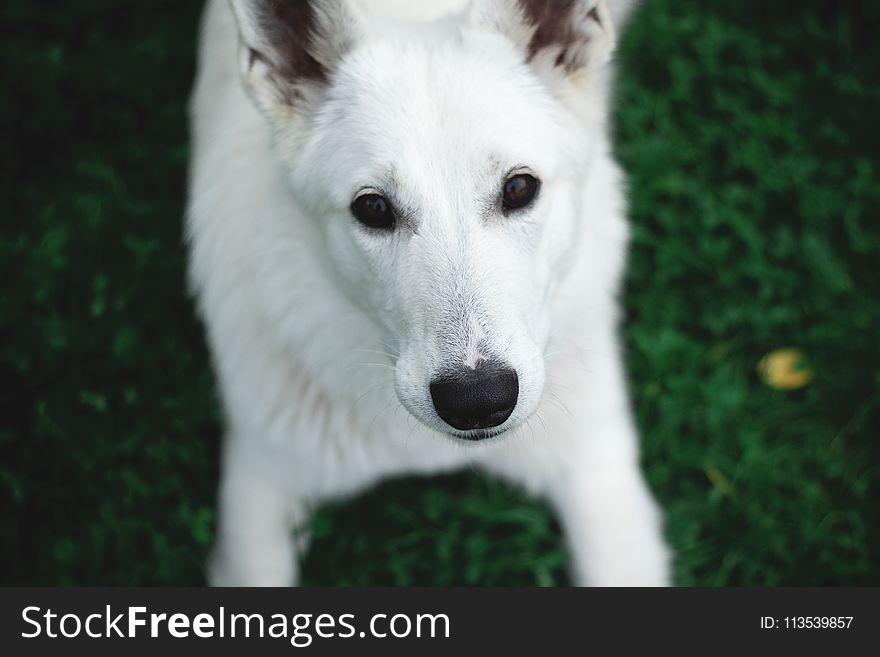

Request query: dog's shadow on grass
[{"left": 299, "top": 473, "right": 568, "bottom": 587}]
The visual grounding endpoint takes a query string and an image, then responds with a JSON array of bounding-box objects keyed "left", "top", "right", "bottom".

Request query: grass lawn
[{"left": 1, "top": 0, "right": 878, "bottom": 586}]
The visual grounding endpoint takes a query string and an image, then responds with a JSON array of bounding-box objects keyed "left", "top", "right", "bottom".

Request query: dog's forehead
[{"left": 320, "top": 36, "right": 570, "bottom": 180}]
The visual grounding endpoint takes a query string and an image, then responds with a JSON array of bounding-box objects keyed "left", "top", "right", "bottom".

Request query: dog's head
[{"left": 230, "top": 0, "right": 619, "bottom": 440}]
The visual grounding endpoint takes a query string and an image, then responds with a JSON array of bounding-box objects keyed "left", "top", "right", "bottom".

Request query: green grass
[{"left": 1, "top": 0, "right": 878, "bottom": 586}]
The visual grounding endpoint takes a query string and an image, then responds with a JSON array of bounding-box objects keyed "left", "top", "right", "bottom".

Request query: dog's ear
[
  {"left": 469, "top": 0, "right": 616, "bottom": 89},
  {"left": 229, "top": 0, "right": 363, "bottom": 121}
]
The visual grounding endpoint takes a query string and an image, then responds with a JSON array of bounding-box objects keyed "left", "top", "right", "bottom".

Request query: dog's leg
[
  {"left": 207, "top": 441, "right": 305, "bottom": 586},
  {"left": 545, "top": 451, "right": 671, "bottom": 587},
  {"left": 541, "top": 368, "right": 672, "bottom": 586},
  {"left": 489, "top": 356, "right": 672, "bottom": 586},
  {"left": 541, "top": 333, "right": 672, "bottom": 585},
  {"left": 488, "top": 436, "right": 671, "bottom": 585}
]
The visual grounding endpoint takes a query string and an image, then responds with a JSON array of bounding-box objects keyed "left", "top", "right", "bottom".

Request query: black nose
[{"left": 429, "top": 364, "right": 518, "bottom": 432}]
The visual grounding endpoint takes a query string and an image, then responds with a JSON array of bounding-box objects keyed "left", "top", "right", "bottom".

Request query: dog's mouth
[{"left": 441, "top": 425, "right": 511, "bottom": 442}]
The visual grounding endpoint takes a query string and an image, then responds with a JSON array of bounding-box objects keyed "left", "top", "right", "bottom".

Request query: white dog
[{"left": 187, "top": 0, "right": 671, "bottom": 586}]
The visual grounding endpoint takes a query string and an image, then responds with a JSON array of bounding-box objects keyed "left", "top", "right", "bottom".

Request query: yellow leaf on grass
[{"left": 757, "top": 348, "right": 814, "bottom": 390}]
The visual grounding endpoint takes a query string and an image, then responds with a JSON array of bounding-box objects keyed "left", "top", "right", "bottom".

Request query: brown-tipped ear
[
  {"left": 470, "top": 0, "right": 616, "bottom": 85},
  {"left": 229, "top": 0, "right": 362, "bottom": 120}
]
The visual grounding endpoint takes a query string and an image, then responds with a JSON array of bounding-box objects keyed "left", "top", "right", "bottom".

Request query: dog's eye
[
  {"left": 351, "top": 193, "right": 395, "bottom": 230},
  {"left": 502, "top": 173, "right": 540, "bottom": 211}
]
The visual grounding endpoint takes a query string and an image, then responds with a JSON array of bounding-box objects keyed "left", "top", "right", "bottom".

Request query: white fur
[{"left": 187, "top": 0, "right": 670, "bottom": 586}]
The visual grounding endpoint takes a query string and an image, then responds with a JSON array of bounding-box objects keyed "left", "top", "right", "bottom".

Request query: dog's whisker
[
  {"left": 366, "top": 397, "right": 399, "bottom": 435},
  {"left": 543, "top": 376, "right": 579, "bottom": 395},
  {"left": 544, "top": 393, "right": 576, "bottom": 426},
  {"left": 344, "top": 361, "right": 396, "bottom": 372},
  {"left": 351, "top": 347, "right": 401, "bottom": 361},
  {"left": 533, "top": 410, "right": 549, "bottom": 434}
]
